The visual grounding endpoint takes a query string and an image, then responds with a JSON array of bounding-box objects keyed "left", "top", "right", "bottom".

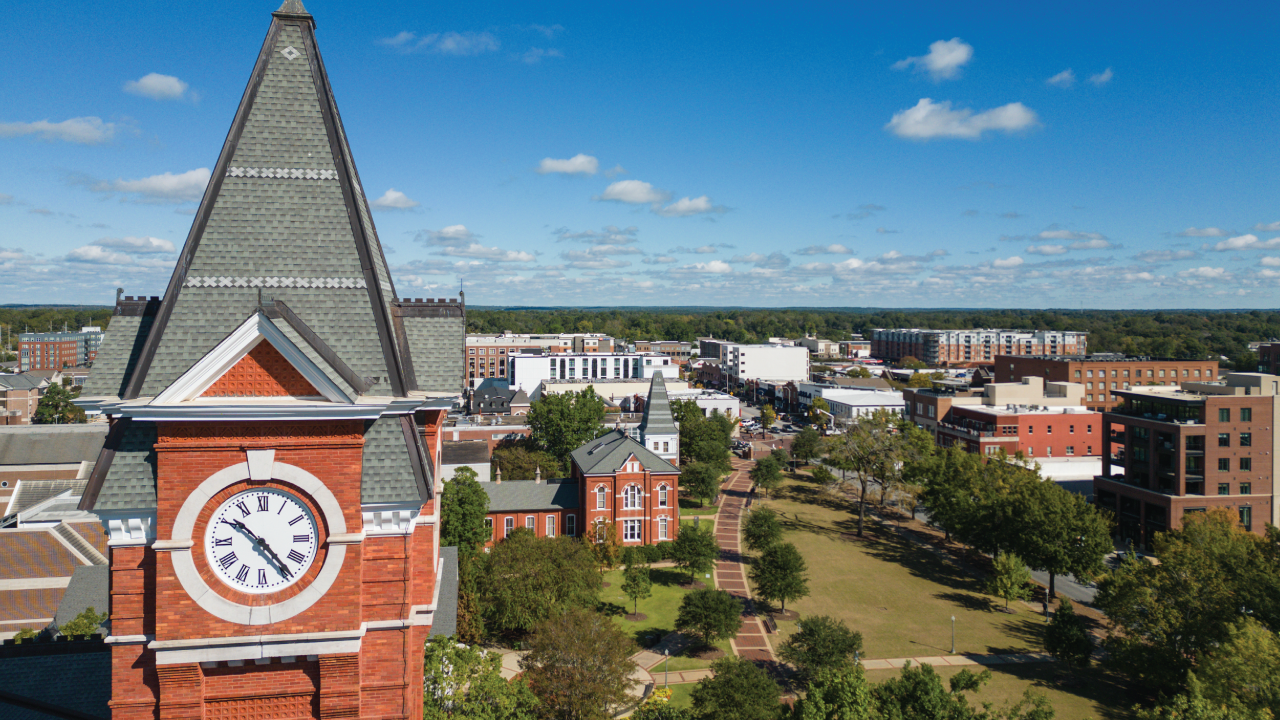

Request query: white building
[
  {"left": 823, "top": 389, "right": 906, "bottom": 423},
  {"left": 534, "top": 378, "right": 690, "bottom": 403},
  {"left": 508, "top": 351, "right": 679, "bottom": 395},
  {"left": 723, "top": 343, "right": 809, "bottom": 385},
  {"left": 797, "top": 337, "right": 839, "bottom": 356},
  {"left": 668, "top": 388, "right": 740, "bottom": 418}
]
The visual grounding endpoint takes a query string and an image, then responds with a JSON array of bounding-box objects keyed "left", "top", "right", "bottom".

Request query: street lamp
[
  {"left": 950, "top": 615, "right": 956, "bottom": 655},
  {"left": 664, "top": 649, "right": 669, "bottom": 687}
]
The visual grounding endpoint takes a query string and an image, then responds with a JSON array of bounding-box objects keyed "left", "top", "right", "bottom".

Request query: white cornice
[{"left": 93, "top": 397, "right": 423, "bottom": 422}]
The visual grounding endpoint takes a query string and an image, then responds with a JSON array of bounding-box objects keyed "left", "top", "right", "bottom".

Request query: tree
[
  {"left": 520, "top": 607, "right": 637, "bottom": 720},
  {"left": 809, "top": 398, "right": 831, "bottom": 428},
  {"left": 871, "top": 662, "right": 993, "bottom": 720},
  {"left": 12, "top": 627, "right": 40, "bottom": 643},
  {"left": 824, "top": 410, "right": 914, "bottom": 537},
  {"left": 1136, "top": 677, "right": 1266, "bottom": 720},
  {"left": 898, "top": 356, "right": 927, "bottom": 370},
  {"left": 759, "top": 405, "right": 776, "bottom": 430},
  {"left": 847, "top": 366, "right": 873, "bottom": 379},
  {"left": 34, "top": 383, "right": 86, "bottom": 424},
  {"left": 621, "top": 564, "right": 653, "bottom": 615},
  {"left": 750, "top": 455, "right": 783, "bottom": 498},
  {"left": 634, "top": 703, "right": 694, "bottom": 720},
  {"left": 592, "top": 519, "right": 623, "bottom": 570},
  {"left": 59, "top": 606, "right": 107, "bottom": 638},
  {"left": 1193, "top": 617, "right": 1280, "bottom": 718},
  {"left": 788, "top": 665, "right": 874, "bottom": 720},
  {"left": 681, "top": 462, "right": 721, "bottom": 508},
  {"left": 691, "top": 656, "right": 780, "bottom": 720},
  {"left": 527, "top": 387, "right": 607, "bottom": 463},
  {"left": 750, "top": 541, "right": 809, "bottom": 612},
  {"left": 673, "top": 400, "right": 735, "bottom": 471},
  {"left": 906, "top": 372, "right": 937, "bottom": 388},
  {"left": 491, "top": 443, "right": 564, "bottom": 481},
  {"left": 423, "top": 636, "right": 539, "bottom": 720},
  {"left": 770, "top": 447, "right": 790, "bottom": 469},
  {"left": 671, "top": 524, "right": 719, "bottom": 585},
  {"left": 743, "top": 507, "right": 783, "bottom": 553},
  {"left": 779, "top": 615, "right": 863, "bottom": 683},
  {"left": 790, "top": 426, "right": 822, "bottom": 466},
  {"left": 810, "top": 465, "right": 838, "bottom": 489},
  {"left": 476, "top": 529, "right": 601, "bottom": 635},
  {"left": 1044, "top": 597, "right": 1093, "bottom": 667},
  {"left": 440, "top": 467, "right": 490, "bottom": 556},
  {"left": 1010, "top": 476, "right": 1113, "bottom": 602},
  {"left": 986, "top": 551, "right": 1032, "bottom": 610},
  {"left": 675, "top": 588, "right": 742, "bottom": 649}
]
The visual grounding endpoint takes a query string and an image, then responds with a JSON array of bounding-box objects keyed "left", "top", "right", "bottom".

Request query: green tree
[
  {"left": 671, "top": 524, "right": 719, "bottom": 585},
  {"left": 847, "top": 366, "right": 873, "bottom": 379},
  {"left": 824, "top": 410, "right": 914, "bottom": 537},
  {"left": 59, "top": 606, "right": 107, "bottom": 638},
  {"left": 986, "top": 551, "right": 1033, "bottom": 610},
  {"left": 423, "top": 636, "right": 540, "bottom": 720},
  {"left": 788, "top": 665, "right": 874, "bottom": 720},
  {"left": 1010, "top": 475, "right": 1113, "bottom": 601},
  {"left": 750, "top": 455, "right": 784, "bottom": 498},
  {"left": 673, "top": 400, "right": 735, "bottom": 471},
  {"left": 872, "top": 662, "right": 994, "bottom": 720},
  {"left": 621, "top": 564, "right": 653, "bottom": 615},
  {"left": 779, "top": 615, "right": 863, "bottom": 683},
  {"left": 675, "top": 588, "right": 742, "bottom": 649},
  {"left": 681, "top": 462, "right": 721, "bottom": 508},
  {"left": 809, "top": 398, "right": 832, "bottom": 428},
  {"left": 440, "top": 467, "right": 490, "bottom": 556},
  {"left": 1044, "top": 597, "right": 1093, "bottom": 668},
  {"left": 743, "top": 507, "right": 783, "bottom": 553},
  {"left": 12, "top": 627, "right": 40, "bottom": 643},
  {"left": 592, "top": 519, "right": 623, "bottom": 570},
  {"left": 527, "top": 387, "right": 607, "bottom": 463},
  {"left": 691, "top": 656, "right": 780, "bottom": 720},
  {"left": 809, "top": 465, "right": 838, "bottom": 489},
  {"left": 476, "top": 529, "right": 601, "bottom": 635},
  {"left": 759, "top": 405, "right": 776, "bottom": 430},
  {"left": 1193, "top": 617, "right": 1280, "bottom": 718},
  {"left": 634, "top": 703, "right": 694, "bottom": 720},
  {"left": 491, "top": 443, "right": 564, "bottom": 480},
  {"left": 1136, "top": 677, "right": 1266, "bottom": 720},
  {"left": 898, "top": 356, "right": 927, "bottom": 370},
  {"left": 520, "top": 607, "right": 637, "bottom": 720},
  {"left": 906, "top": 372, "right": 937, "bottom": 388},
  {"left": 750, "top": 541, "right": 810, "bottom": 612},
  {"left": 790, "top": 426, "right": 822, "bottom": 466},
  {"left": 34, "top": 383, "right": 86, "bottom": 424}
]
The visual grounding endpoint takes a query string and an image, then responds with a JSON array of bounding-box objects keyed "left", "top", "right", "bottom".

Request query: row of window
[
  {"left": 1025, "top": 424, "right": 1093, "bottom": 435},
  {"left": 1218, "top": 408, "right": 1253, "bottom": 422},
  {"left": 1217, "top": 482, "right": 1254, "bottom": 495},
  {"left": 596, "top": 483, "right": 670, "bottom": 510},
  {"left": 1218, "top": 433, "right": 1252, "bottom": 447},
  {"left": 1074, "top": 368, "right": 1211, "bottom": 379},
  {"left": 487, "top": 514, "right": 576, "bottom": 538},
  {"left": 1021, "top": 445, "right": 1090, "bottom": 457},
  {"left": 1217, "top": 457, "right": 1253, "bottom": 471}
]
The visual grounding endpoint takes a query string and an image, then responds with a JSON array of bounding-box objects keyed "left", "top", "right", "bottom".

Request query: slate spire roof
[
  {"left": 121, "top": 2, "right": 409, "bottom": 399},
  {"left": 638, "top": 373, "right": 678, "bottom": 437}
]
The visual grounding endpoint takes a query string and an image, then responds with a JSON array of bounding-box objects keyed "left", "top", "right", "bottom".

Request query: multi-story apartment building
[
  {"left": 1095, "top": 373, "right": 1280, "bottom": 549},
  {"left": 995, "top": 354, "right": 1220, "bottom": 412},
  {"left": 466, "top": 332, "right": 617, "bottom": 382},
  {"left": 1257, "top": 343, "right": 1280, "bottom": 374},
  {"left": 872, "top": 328, "right": 1087, "bottom": 366},
  {"left": 507, "top": 351, "right": 679, "bottom": 395},
  {"left": 697, "top": 337, "right": 733, "bottom": 362},
  {"left": 18, "top": 328, "right": 103, "bottom": 371},
  {"left": 723, "top": 343, "right": 810, "bottom": 386},
  {"left": 634, "top": 340, "right": 693, "bottom": 360}
]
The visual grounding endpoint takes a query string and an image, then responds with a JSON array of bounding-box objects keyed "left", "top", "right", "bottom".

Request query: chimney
[
  {"left": 535, "top": 465, "right": 542, "bottom": 484},
  {"left": 495, "top": 465, "right": 502, "bottom": 484}
]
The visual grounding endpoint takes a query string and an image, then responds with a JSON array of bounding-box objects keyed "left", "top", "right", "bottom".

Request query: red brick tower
[{"left": 74, "top": 2, "right": 464, "bottom": 719}]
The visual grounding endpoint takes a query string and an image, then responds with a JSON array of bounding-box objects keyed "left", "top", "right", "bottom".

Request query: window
[
  {"left": 1218, "top": 483, "right": 1230, "bottom": 496},
  {"left": 1047, "top": 426, "right": 1053, "bottom": 434},
  {"left": 546, "top": 515, "right": 556, "bottom": 537},
  {"left": 485, "top": 517, "right": 493, "bottom": 538},
  {"left": 504, "top": 517, "right": 514, "bottom": 538},
  {"left": 1074, "top": 370, "right": 1081, "bottom": 378},
  {"left": 1111, "top": 382, "right": 1118, "bottom": 390},
  {"left": 1219, "top": 458, "right": 1231, "bottom": 471},
  {"left": 653, "top": 441, "right": 660, "bottom": 451},
  {"left": 623, "top": 520, "right": 642, "bottom": 542},
  {"left": 663, "top": 442, "right": 669, "bottom": 453},
  {"left": 1219, "top": 408, "right": 1231, "bottom": 423},
  {"left": 469, "top": 348, "right": 476, "bottom": 355},
  {"left": 1123, "top": 370, "right": 1130, "bottom": 378},
  {"left": 1241, "top": 457, "right": 1252, "bottom": 471},
  {"left": 596, "top": 486, "right": 607, "bottom": 509},
  {"left": 1241, "top": 482, "right": 1252, "bottom": 494},
  {"left": 658, "top": 484, "right": 669, "bottom": 507},
  {"left": 1240, "top": 506, "right": 1253, "bottom": 532},
  {"left": 658, "top": 517, "right": 669, "bottom": 540},
  {"left": 1087, "top": 424, "right": 1093, "bottom": 434},
  {"left": 1028, "top": 426, "right": 1034, "bottom": 434},
  {"left": 566, "top": 514, "right": 576, "bottom": 537},
  {"left": 1086, "top": 370, "right": 1093, "bottom": 378},
  {"left": 1159, "top": 370, "right": 1166, "bottom": 378},
  {"left": 623, "top": 485, "right": 642, "bottom": 509},
  {"left": 1219, "top": 433, "right": 1230, "bottom": 447},
  {"left": 1111, "top": 370, "right": 1118, "bottom": 378},
  {"left": 1184, "top": 369, "right": 1190, "bottom": 377},
  {"left": 1241, "top": 433, "right": 1252, "bottom": 447},
  {"left": 526, "top": 516, "right": 535, "bottom": 530},
  {"left": 1087, "top": 394, "right": 1093, "bottom": 402},
  {"left": 1070, "top": 425, "right": 1075, "bottom": 434},
  {"left": 1066, "top": 446, "right": 1075, "bottom": 456},
  {"left": 1241, "top": 408, "right": 1253, "bottom": 422}
]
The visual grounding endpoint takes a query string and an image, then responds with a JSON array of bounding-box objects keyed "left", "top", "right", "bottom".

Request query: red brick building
[
  {"left": 71, "top": 4, "right": 464, "bottom": 718},
  {"left": 994, "top": 354, "right": 1220, "bottom": 412},
  {"left": 19, "top": 329, "right": 103, "bottom": 371}
]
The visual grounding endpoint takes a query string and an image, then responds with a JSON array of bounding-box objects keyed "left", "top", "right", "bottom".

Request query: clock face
[{"left": 204, "top": 488, "right": 319, "bottom": 594}]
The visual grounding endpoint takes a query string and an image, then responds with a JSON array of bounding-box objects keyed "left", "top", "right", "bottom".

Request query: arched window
[
  {"left": 657, "top": 484, "right": 669, "bottom": 508},
  {"left": 623, "top": 485, "right": 642, "bottom": 510},
  {"left": 595, "top": 485, "right": 607, "bottom": 510}
]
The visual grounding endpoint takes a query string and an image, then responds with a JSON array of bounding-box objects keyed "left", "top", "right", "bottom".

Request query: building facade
[
  {"left": 1094, "top": 373, "right": 1279, "bottom": 549},
  {"left": 466, "top": 333, "right": 617, "bottom": 382},
  {"left": 872, "top": 329, "right": 1088, "bottom": 366},
  {"left": 507, "top": 351, "right": 678, "bottom": 395},
  {"left": 19, "top": 328, "right": 103, "bottom": 371},
  {"left": 994, "top": 354, "right": 1220, "bottom": 412},
  {"left": 723, "top": 344, "right": 809, "bottom": 386},
  {"left": 634, "top": 340, "right": 693, "bottom": 360}
]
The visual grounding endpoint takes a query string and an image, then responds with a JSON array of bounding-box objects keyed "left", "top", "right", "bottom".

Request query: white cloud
[
  {"left": 728, "top": 252, "right": 790, "bottom": 269},
  {"left": 655, "top": 196, "right": 727, "bottom": 217},
  {"left": 794, "top": 244, "right": 853, "bottom": 255},
  {"left": 642, "top": 256, "right": 677, "bottom": 265},
  {"left": 565, "top": 257, "right": 630, "bottom": 270},
  {"left": 1205, "top": 234, "right": 1280, "bottom": 252},
  {"left": 876, "top": 227, "right": 899, "bottom": 234},
  {"left": 992, "top": 256, "right": 1024, "bottom": 268},
  {"left": 521, "top": 48, "right": 564, "bottom": 64},
  {"left": 371, "top": 188, "right": 420, "bottom": 210},
  {"left": 66, "top": 245, "right": 134, "bottom": 265},
  {"left": 378, "top": 31, "right": 500, "bottom": 56},
  {"left": 1027, "top": 244, "right": 1067, "bottom": 255},
  {"left": 1069, "top": 238, "right": 1115, "bottom": 250},
  {"left": 678, "top": 260, "right": 733, "bottom": 274},
  {"left": 554, "top": 225, "right": 638, "bottom": 245},
  {"left": 1260, "top": 257, "right": 1280, "bottom": 267},
  {"left": 1089, "top": 68, "right": 1114, "bottom": 86},
  {"left": 559, "top": 245, "right": 642, "bottom": 259},
  {"left": 420, "top": 224, "right": 479, "bottom": 246},
  {"left": 1178, "top": 266, "right": 1229, "bottom": 279},
  {"left": 123, "top": 73, "right": 190, "bottom": 100},
  {"left": 530, "top": 24, "right": 564, "bottom": 39},
  {"left": 597, "top": 180, "right": 670, "bottom": 204},
  {"left": 1046, "top": 69, "right": 1076, "bottom": 88},
  {"left": 886, "top": 99, "right": 1038, "bottom": 140},
  {"left": 604, "top": 165, "right": 626, "bottom": 178},
  {"left": 892, "top": 38, "right": 974, "bottom": 81},
  {"left": 0, "top": 117, "right": 116, "bottom": 144},
  {"left": 537, "top": 154, "right": 598, "bottom": 175},
  {"left": 1135, "top": 249, "right": 1198, "bottom": 262},
  {"left": 434, "top": 243, "right": 535, "bottom": 262},
  {"left": 1176, "top": 227, "right": 1227, "bottom": 237},
  {"left": 1254, "top": 221, "right": 1280, "bottom": 232},
  {"left": 1123, "top": 272, "right": 1158, "bottom": 282},
  {"left": 95, "top": 236, "right": 175, "bottom": 253},
  {"left": 94, "top": 168, "right": 211, "bottom": 202}
]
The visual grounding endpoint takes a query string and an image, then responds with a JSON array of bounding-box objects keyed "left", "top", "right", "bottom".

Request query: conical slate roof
[
  {"left": 122, "top": 1, "right": 409, "bottom": 399},
  {"left": 638, "top": 374, "right": 678, "bottom": 436}
]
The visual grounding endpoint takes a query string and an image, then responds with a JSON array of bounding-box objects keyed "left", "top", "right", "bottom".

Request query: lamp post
[
  {"left": 664, "top": 649, "right": 669, "bottom": 687},
  {"left": 950, "top": 615, "right": 956, "bottom": 655}
]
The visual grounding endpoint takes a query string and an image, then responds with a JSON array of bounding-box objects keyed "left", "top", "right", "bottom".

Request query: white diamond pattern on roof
[
  {"left": 280, "top": 45, "right": 301, "bottom": 61},
  {"left": 226, "top": 166, "right": 336, "bottom": 180},
  {"left": 183, "top": 276, "right": 367, "bottom": 289}
]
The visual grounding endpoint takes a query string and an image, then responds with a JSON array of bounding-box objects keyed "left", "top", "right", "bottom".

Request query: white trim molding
[
  {"left": 100, "top": 511, "right": 156, "bottom": 547},
  {"left": 169, "top": 461, "right": 348, "bottom": 626},
  {"left": 150, "top": 628, "right": 364, "bottom": 665},
  {"left": 0, "top": 577, "right": 72, "bottom": 591},
  {"left": 362, "top": 502, "right": 421, "bottom": 536}
]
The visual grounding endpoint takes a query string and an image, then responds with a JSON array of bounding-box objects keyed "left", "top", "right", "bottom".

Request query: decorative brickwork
[
  {"left": 207, "top": 694, "right": 317, "bottom": 720},
  {"left": 156, "top": 422, "right": 365, "bottom": 447},
  {"left": 202, "top": 343, "right": 320, "bottom": 398}
]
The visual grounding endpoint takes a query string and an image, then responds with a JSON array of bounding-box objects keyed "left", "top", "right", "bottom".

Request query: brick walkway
[{"left": 713, "top": 458, "right": 776, "bottom": 663}]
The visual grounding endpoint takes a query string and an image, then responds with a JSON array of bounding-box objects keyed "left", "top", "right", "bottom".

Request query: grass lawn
[
  {"left": 600, "top": 566, "right": 694, "bottom": 649},
  {"left": 664, "top": 683, "right": 695, "bottom": 709},
  {"left": 679, "top": 496, "right": 719, "bottom": 516},
  {"left": 863, "top": 662, "right": 1137, "bottom": 720}
]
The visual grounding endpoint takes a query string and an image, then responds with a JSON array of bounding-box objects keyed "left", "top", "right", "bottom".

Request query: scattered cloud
[
  {"left": 554, "top": 226, "right": 639, "bottom": 245},
  {"left": 0, "top": 117, "right": 116, "bottom": 144},
  {"left": 677, "top": 260, "right": 733, "bottom": 274},
  {"left": 67, "top": 245, "right": 134, "bottom": 265},
  {"left": 992, "top": 256, "right": 1024, "bottom": 268},
  {"left": 1135, "top": 249, "right": 1198, "bottom": 263},
  {"left": 1027, "top": 245, "right": 1068, "bottom": 255},
  {"left": 538, "top": 154, "right": 598, "bottom": 175},
  {"left": 1175, "top": 227, "right": 1227, "bottom": 237},
  {"left": 418, "top": 224, "right": 479, "bottom": 247},
  {"left": 728, "top": 253, "right": 790, "bottom": 269},
  {"left": 559, "top": 245, "right": 642, "bottom": 260},
  {"left": 604, "top": 165, "right": 626, "bottom": 178},
  {"left": 596, "top": 180, "right": 670, "bottom": 204},
  {"left": 1046, "top": 69, "right": 1076, "bottom": 88},
  {"left": 0, "top": 194, "right": 11, "bottom": 205},
  {"left": 123, "top": 73, "right": 191, "bottom": 101},
  {"left": 1177, "top": 266, "right": 1229, "bottom": 280},
  {"left": 1204, "top": 234, "right": 1280, "bottom": 252},
  {"left": 671, "top": 244, "right": 732, "bottom": 254},
  {"left": 794, "top": 244, "right": 853, "bottom": 255},
  {"left": 378, "top": 31, "right": 500, "bottom": 56},
  {"left": 92, "top": 168, "right": 211, "bottom": 202},
  {"left": 564, "top": 257, "right": 630, "bottom": 270},
  {"left": 655, "top": 196, "right": 727, "bottom": 217},
  {"left": 28, "top": 208, "right": 54, "bottom": 216},
  {"left": 892, "top": 38, "right": 973, "bottom": 81},
  {"left": 94, "top": 236, "right": 175, "bottom": 253},
  {"left": 1260, "top": 257, "right": 1280, "bottom": 267},
  {"left": 530, "top": 24, "right": 564, "bottom": 39},
  {"left": 1254, "top": 221, "right": 1280, "bottom": 232},
  {"left": 876, "top": 227, "right": 899, "bottom": 234},
  {"left": 371, "top": 188, "right": 420, "bottom": 210},
  {"left": 434, "top": 244, "right": 535, "bottom": 262},
  {"left": 1069, "top": 238, "right": 1116, "bottom": 250},
  {"left": 841, "top": 203, "right": 885, "bottom": 220},
  {"left": 886, "top": 98, "right": 1038, "bottom": 140},
  {"left": 1089, "top": 68, "right": 1114, "bottom": 86},
  {"left": 642, "top": 256, "right": 677, "bottom": 265},
  {"left": 521, "top": 48, "right": 563, "bottom": 64}
]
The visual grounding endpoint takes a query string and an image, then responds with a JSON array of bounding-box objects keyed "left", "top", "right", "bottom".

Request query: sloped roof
[
  {"left": 569, "top": 429, "right": 678, "bottom": 476},
  {"left": 82, "top": 421, "right": 157, "bottom": 512},
  {"left": 79, "top": 312, "right": 154, "bottom": 399},
  {"left": 5, "top": 481, "right": 88, "bottom": 517},
  {"left": 483, "top": 480, "right": 579, "bottom": 512},
  {"left": 402, "top": 316, "right": 465, "bottom": 394},
  {"left": 427, "top": 546, "right": 458, "bottom": 639},
  {"left": 441, "top": 441, "right": 490, "bottom": 467},
  {"left": 638, "top": 374, "right": 678, "bottom": 436},
  {"left": 0, "top": 425, "right": 106, "bottom": 467},
  {"left": 53, "top": 565, "right": 109, "bottom": 632},
  {"left": 0, "top": 375, "right": 45, "bottom": 391},
  {"left": 360, "top": 417, "right": 432, "bottom": 504},
  {"left": 0, "top": 651, "right": 111, "bottom": 720},
  {"left": 0, "top": 530, "right": 85, "bottom": 580}
]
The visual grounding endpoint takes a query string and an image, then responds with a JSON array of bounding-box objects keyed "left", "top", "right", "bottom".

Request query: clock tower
[{"left": 74, "top": 3, "right": 464, "bottom": 719}]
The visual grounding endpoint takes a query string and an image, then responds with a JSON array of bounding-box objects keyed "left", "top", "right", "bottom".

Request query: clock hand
[{"left": 224, "top": 519, "right": 293, "bottom": 578}]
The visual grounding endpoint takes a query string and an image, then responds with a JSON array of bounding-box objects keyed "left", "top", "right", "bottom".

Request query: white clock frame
[{"left": 167, "top": 458, "right": 353, "bottom": 625}]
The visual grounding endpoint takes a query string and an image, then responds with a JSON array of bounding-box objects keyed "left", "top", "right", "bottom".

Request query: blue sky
[{"left": 1, "top": 0, "right": 1277, "bottom": 308}]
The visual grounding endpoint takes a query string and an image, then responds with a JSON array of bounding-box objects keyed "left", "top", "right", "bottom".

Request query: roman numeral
[
  {"left": 258, "top": 569, "right": 267, "bottom": 585},
  {"left": 287, "top": 549, "right": 305, "bottom": 564},
  {"left": 257, "top": 496, "right": 269, "bottom": 512},
  {"left": 288, "top": 515, "right": 305, "bottom": 526},
  {"left": 293, "top": 534, "right": 309, "bottom": 543},
  {"left": 214, "top": 537, "right": 232, "bottom": 547},
  {"left": 235, "top": 565, "right": 249, "bottom": 582},
  {"left": 236, "top": 501, "right": 250, "bottom": 517},
  {"left": 219, "top": 552, "right": 238, "bottom": 569}
]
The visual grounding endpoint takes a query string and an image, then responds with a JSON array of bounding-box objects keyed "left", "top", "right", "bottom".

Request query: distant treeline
[
  {"left": 0, "top": 307, "right": 115, "bottom": 350},
  {"left": 468, "top": 308, "right": 1280, "bottom": 367}
]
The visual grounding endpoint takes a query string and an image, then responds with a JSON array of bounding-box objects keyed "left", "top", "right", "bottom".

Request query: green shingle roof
[
  {"left": 89, "top": 421, "right": 158, "bottom": 511},
  {"left": 80, "top": 315, "right": 152, "bottom": 398},
  {"left": 483, "top": 480, "right": 579, "bottom": 512},
  {"left": 638, "top": 374, "right": 678, "bottom": 436},
  {"left": 360, "top": 417, "right": 432, "bottom": 504},
  {"left": 569, "top": 429, "right": 678, "bottom": 476}
]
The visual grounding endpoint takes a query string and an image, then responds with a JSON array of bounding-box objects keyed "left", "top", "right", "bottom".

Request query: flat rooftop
[{"left": 1002, "top": 354, "right": 1206, "bottom": 363}]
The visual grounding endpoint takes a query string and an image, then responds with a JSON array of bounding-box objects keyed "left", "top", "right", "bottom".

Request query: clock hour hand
[{"left": 222, "top": 519, "right": 292, "bottom": 578}]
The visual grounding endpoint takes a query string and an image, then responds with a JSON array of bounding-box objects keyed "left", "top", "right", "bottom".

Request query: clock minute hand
[{"left": 225, "top": 519, "right": 292, "bottom": 578}]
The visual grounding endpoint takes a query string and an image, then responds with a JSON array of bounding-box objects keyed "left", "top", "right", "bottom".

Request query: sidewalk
[{"left": 713, "top": 458, "right": 777, "bottom": 663}]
